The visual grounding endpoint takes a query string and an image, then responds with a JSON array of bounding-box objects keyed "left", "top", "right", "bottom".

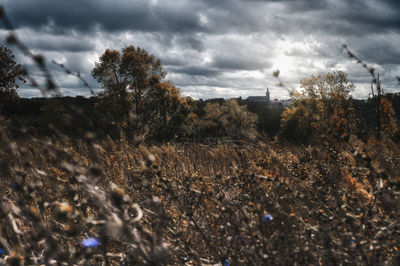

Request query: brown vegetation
[
  {"left": 0, "top": 128, "right": 399, "bottom": 264},
  {"left": 1, "top": 6, "right": 400, "bottom": 264}
]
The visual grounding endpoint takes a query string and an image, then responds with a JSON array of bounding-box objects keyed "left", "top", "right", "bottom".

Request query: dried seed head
[
  {"left": 6, "top": 33, "right": 18, "bottom": 44},
  {"left": 33, "top": 54, "right": 44, "bottom": 66}
]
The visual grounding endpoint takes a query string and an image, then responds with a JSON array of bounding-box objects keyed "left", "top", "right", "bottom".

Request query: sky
[{"left": 1, "top": 0, "right": 400, "bottom": 99}]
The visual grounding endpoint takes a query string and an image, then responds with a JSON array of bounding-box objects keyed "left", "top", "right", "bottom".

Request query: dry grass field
[
  {"left": 1, "top": 130, "right": 399, "bottom": 265},
  {"left": 1, "top": 4, "right": 400, "bottom": 265}
]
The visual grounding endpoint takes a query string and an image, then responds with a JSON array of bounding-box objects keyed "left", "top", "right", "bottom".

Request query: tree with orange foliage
[
  {"left": 92, "top": 45, "right": 191, "bottom": 139},
  {"left": 143, "top": 78, "right": 195, "bottom": 139},
  {"left": 280, "top": 71, "right": 356, "bottom": 143}
]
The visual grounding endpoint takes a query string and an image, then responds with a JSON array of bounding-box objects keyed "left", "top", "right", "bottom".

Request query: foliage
[
  {"left": 280, "top": 71, "right": 356, "bottom": 144},
  {"left": 1, "top": 130, "right": 400, "bottom": 265},
  {"left": 0, "top": 45, "right": 25, "bottom": 94},
  {"left": 184, "top": 99, "right": 259, "bottom": 140},
  {"left": 92, "top": 46, "right": 192, "bottom": 140},
  {"left": 92, "top": 46, "right": 166, "bottom": 121},
  {"left": 35, "top": 97, "right": 69, "bottom": 134},
  {"left": 379, "top": 97, "right": 399, "bottom": 138},
  {"left": 279, "top": 104, "right": 313, "bottom": 143},
  {"left": 95, "top": 83, "right": 132, "bottom": 125},
  {"left": 247, "top": 102, "right": 284, "bottom": 137},
  {"left": 143, "top": 79, "right": 195, "bottom": 140}
]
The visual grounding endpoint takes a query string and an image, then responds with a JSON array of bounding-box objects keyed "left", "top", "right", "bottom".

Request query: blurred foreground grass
[{"left": 0, "top": 131, "right": 399, "bottom": 265}]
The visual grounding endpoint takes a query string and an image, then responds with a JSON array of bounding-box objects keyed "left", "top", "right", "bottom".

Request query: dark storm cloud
[
  {"left": 243, "top": 0, "right": 400, "bottom": 37},
  {"left": 335, "top": 2, "right": 400, "bottom": 34},
  {"left": 3, "top": 0, "right": 400, "bottom": 40},
  {"left": 2, "top": 0, "right": 205, "bottom": 33},
  {"left": 356, "top": 36, "right": 400, "bottom": 65}
]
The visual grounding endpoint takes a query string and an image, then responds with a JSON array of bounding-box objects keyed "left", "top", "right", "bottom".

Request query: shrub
[
  {"left": 280, "top": 71, "right": 356, "bottom": 144},
  {"left": 184, "top": 99, "right": 259, "bottom": 140}
]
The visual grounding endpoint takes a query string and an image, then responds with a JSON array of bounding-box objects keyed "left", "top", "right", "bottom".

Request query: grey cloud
[
  {"left": 212, "top": 56, "right": 269, "bottom": 71},
  {"left": 325, "top": 1, "right": 400, "bottom": 35},
  {"left": 357, "top": 41, "right": 400, "bottom": 66},
  {"left": 242, "top": 0, "right": 329, "bottom": 11},
  {"left": 176, "top": 36, "right": 205, "bottom": 52},
  {"left": 172, "top": 76, "right": 231, "bottom": 89},
  {"left": 171, "top": 66, "right": 221, "bottom": 77},
  {"left": 162, "top": 56, "right": 185, "bottom": 67},
  {"left": 28, "top": 35, "right": 95, "bottom": 52},
  {"left": 2, "top": 0, "right": 400, "bottom": 99},
  {"left": 4, "top": 0, "right": 398, "bottom": 39},
  {"left": 3, "top": 0, "right": 205, "bottom": 33}
]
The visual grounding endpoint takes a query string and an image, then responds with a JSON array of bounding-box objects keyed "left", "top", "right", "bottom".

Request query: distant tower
[{"left": 266, "top": 88, "right": 270, "bottom": 103}]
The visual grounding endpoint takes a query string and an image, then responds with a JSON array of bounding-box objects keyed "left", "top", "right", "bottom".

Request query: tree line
[{"left": 0, "top": 44, "right": 399, "bottom": 143}]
